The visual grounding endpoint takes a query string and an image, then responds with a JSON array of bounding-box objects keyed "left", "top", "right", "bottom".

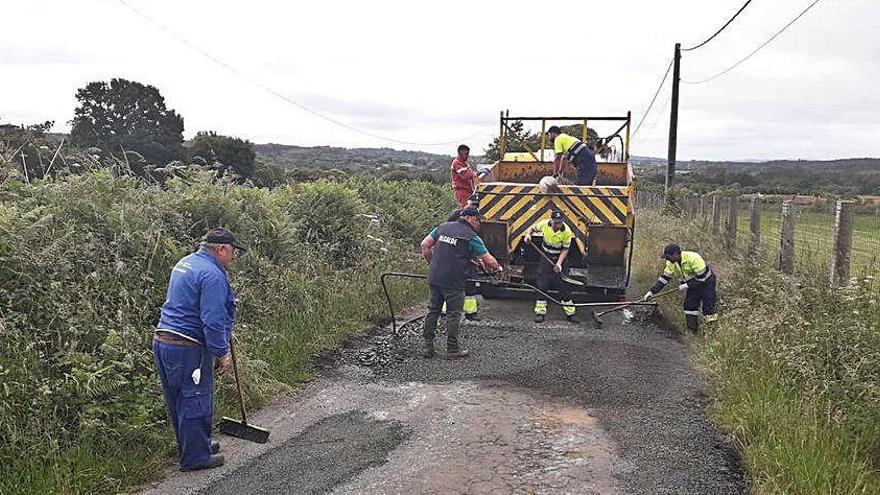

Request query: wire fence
[{"left": 636, "top": 191, "right": 880, "bottom": 283}]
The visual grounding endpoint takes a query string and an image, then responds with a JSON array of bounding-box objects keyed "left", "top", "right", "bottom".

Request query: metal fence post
[
  {"left": 779, "top": 200, "right": 796, "bottom": 274},
  {"left": 726, "top": 196, "right": 739, "bottom": 250},
  {"left": 829, "top": 200, "right": 855, "bottom": 288},
  {"left": 711, "top": 196, "right": 722, "bottom": 235},
  {"left": 749, "top": 196, "right": 761, "bottom": 259}
]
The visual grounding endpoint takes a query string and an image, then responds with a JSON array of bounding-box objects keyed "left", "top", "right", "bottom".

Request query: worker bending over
[
  {"left": 525, "top": 210, "right": 577, "bottom": 323},
  {"left": 451, "top": 144, "right": 477, "bottom": 207},
  {"left": 643, "top": 244, "right": 718, "bottom": 333},
  {"left": 547, "top": 126, "right": 597, "bottom": 186},
  {"left": 421, "top": 208, "right": 501, "bottom": 359}
]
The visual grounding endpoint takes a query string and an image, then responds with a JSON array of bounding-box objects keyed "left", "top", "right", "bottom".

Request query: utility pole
[{"left": 666, "top": 42, "right": 681, "bottom": 193}]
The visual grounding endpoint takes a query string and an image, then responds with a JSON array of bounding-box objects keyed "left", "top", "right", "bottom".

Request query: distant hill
[
  {"left": 254, "top": 143, "right": 453, "bottom": 172},
  {"left": 636, "top": 158, "right": 880, "bottom": 196}
]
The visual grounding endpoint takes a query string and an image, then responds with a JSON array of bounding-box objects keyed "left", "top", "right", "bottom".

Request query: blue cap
[
  {"left": 205, "top": 227, "right": 247, "bottom": 251},
  {"left": 662, "top": 243, "right": 681, "bottom": 259},
  {"left": 550, "top": 210, "right": 565, "bottom": 223},
  {"left": 461, "top": 207, "right": 482, "bottom": 219}
]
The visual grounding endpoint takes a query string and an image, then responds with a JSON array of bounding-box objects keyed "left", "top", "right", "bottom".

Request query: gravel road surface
[{"left": 142, "top": 298, "right": 747, "bottom": 495}]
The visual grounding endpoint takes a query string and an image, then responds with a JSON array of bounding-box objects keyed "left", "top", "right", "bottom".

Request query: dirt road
[{"left": 142, "top": 298, "right": 747, "bottom": 494}]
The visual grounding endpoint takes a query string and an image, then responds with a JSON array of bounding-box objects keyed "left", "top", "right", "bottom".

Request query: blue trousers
[
  {"left": 573, "top": 148, "right": 597, "bottom": 185},
  {"left": 153, "top": 339, "right": 216, "bottom": 469}
]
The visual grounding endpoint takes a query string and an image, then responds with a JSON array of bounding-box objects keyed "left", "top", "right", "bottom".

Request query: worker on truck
[
  {"left": 547, "top": 126, "right": 597, "bottom": 186},
  {"left": 444, "top": 193, "right": 483, "bottom": 321},
  {"left": 643, "top": 244, "right": 718, "bottom": 333},
  {"left": 524, "top": 210, "right": 578, "bottom": 323},
  {"left": 420, "top": 207, "right": 501, "bottom": 359},
  {"left": 451, "top": 144, "right": 477, "bottom": 207}
]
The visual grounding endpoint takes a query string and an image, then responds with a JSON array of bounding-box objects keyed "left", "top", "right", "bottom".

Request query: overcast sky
[{"left": 1, "top": 0, "right": 877, "bottom": 160}]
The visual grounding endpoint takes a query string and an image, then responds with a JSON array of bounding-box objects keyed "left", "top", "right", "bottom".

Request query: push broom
[{"left": 218, "top": 341, "right": 270, "bottom": 444}]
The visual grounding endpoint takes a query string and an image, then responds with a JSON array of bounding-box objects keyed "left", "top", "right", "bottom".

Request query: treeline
[
  {"left": 1, "top": 77, "right": 459, "bottom": 190},
  {"left": 638, "top": 158, "right": 880, "bottom": 197},
  {"left": 254, "top": 143, "right": 453, "bottom": 185}
]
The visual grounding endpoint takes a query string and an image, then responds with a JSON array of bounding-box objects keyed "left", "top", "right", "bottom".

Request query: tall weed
[
  {"left": 633, "top": 209, "right": 880, "bottom": 494},
  {"left": 0, "top": 169, "right": 453, "bottom": 494}
]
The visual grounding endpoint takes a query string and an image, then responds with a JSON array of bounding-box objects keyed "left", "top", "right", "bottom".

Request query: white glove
[
  {"left": 642, "top": 291, "right": 653, "bottom": 301},
  {"left": 678, "top": 283, "right": 689, "bottom": 292}
]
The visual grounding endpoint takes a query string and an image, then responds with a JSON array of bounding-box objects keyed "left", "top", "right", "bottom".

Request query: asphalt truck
[{"left": 475, "top": 112, "right": 637, "bottom": 302}]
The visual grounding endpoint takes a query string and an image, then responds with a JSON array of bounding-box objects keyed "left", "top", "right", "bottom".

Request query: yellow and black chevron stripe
[{"left": 477, "top": 183, "right": 630, "bottom": 253}]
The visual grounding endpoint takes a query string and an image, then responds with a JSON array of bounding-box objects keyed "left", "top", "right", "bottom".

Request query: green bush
[
  {"left": 0, "top": 169, "right": 445, "bottom": 494},
  {"left": 633, "top": 209, "right": 880, "bottom": 494}
]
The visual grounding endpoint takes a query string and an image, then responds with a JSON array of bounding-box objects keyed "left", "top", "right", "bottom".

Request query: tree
[
  {"left": 0, "top": 120, "right": 57, "bottom": 181},
  {"left": 70, "top": 78, "right": 184, "bottom": 166},
  {"left": 188, "top": 131, "right": 256, "bottom": 178},
  {"left": 482, "top": 121, "right": 600, "bottom": 162}
]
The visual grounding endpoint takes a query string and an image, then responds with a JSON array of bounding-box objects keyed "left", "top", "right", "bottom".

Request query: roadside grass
[
  {"left": 633, "top": 209, "right": 880, "bottom": 494},
  {"left": 0, "top": 170, "right": 449, "bottom": 494}
]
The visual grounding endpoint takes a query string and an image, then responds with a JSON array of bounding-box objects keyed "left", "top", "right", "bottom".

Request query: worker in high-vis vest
[
  {"left": 444, "top": 193, "right": 482, "bottom": 320},
  {"left": 420, "top": 207, "right": 501, "bottom": 359},
  {"left": 643, "top": 244, "right": 718, "bottom": 333},
  {"left": 524, "top": 210, "right": 577, "bottom": 323},
  {"left": 547, "top": 126, "right": 597, "bottom": 186}
]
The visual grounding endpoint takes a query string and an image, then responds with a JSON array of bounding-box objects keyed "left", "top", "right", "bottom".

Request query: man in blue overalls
[{"left": 153, "top": 228, "right": 244, "bottom": 471}]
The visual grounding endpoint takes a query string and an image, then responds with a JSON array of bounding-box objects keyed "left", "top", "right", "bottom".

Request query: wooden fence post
[
  {"left": 749, "top": 196, "right": 761, "bottom": 259},
  {"left": 726, "top": 196, "right": 739, "bottom": 250},
  {"left": 829, "top": 200, "right": 855, "bottom": 287},
  {"left": 778, "top": 200, "right": 796, "bottom": 274},
  {"left": 699, "top": 195, "right": 707, "bottom": 220},
  {"left": 711, "top": 196, "right": 722, "bottom": 235}
]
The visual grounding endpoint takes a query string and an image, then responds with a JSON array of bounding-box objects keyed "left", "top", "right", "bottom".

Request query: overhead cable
[
  {"left": 632, "top": 59, "right": 674, "bottom": 138},
  {"left": 114, "top": 0, "right": 482, "bottom": 147},
  {"left": 682, "top": 0, "right": 755, "bottom": 51},
  {"left": 683, "top": 0, "right": 823, "bottom": 84}
]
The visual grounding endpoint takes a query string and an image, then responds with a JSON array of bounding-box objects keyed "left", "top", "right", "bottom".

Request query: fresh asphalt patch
[
  {"left": 143, "top": 298, "right": 748, "bottom": 494},
  {"left": 201, "top": 411, "right": 408, "bottom": 495}
]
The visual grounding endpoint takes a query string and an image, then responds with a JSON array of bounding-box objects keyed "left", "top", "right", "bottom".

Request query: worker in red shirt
[{"left": 451, "top": 144, "right": 477, "bottom": 207}]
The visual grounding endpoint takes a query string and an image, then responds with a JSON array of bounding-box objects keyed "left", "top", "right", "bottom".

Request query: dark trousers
[
  {"left": 684, "top": 274, "right": 718, "bottom": 316},
  {"left": 573, "top": 148, "right": 597, "bottom": 185},
  {"left": 423, "top": 285, "right": 465, "bottom": 350},
  {"left": 153, "top": 339, "right": 216, "bottom": 469},
  {"left": 536, "top": 259, "right": 571, "bottom": 300}
]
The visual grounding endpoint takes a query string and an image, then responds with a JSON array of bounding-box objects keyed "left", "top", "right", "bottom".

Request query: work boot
[
  {"left": 534, "top": 314, "right": 545, "bottom": 323},
  {"left": 566, "top": 314, "right": 579, "bottom": 324},
  {"left": 211, "top": 440, "right": 220, "bottom": 454},
  {"left": 422, "top": 339, "right": 435, "bottom": 358},
  {"left": 446, "top": 348, "right": 470, "bottom": 360},
  {"left": 464, "top": 313, "right": 481, "bottom": 322},
  {"left": 180, "top": 454, "right": 225, "bottom": 472},
  {"left": 685, "top": 314, "right": 700, "bottom": 334}
]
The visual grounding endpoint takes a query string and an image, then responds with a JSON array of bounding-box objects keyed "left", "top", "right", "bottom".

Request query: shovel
[
  {"left": 218, "top": 341, "right": 270, "bottom": 444},
  {"left": 590, "top": 287, "right": 679, "bottom": 328},
  {"left": 527, "top": 238, "right": 584, "bottom": 286}
]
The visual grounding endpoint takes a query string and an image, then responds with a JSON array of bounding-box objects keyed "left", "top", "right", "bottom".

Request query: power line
[
  {"left": 113, "top": 0, "right": 481, "bottom": 148},
  {"left": 683, "top": 0, "right": 755, "bottom": 51},
  {"left": 641, "top": 92, "right": 672, "bottom": 142},
  {"left": 632, "top": 58, "right": 674, "bottom": 138},
  {"left": 683, "top": 0, "right": 823, "bottom": 84}
]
